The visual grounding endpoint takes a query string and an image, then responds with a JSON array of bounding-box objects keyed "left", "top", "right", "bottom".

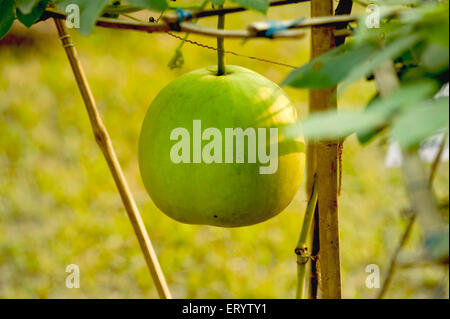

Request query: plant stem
[
  {"left": 377, "top": 212, "right": 416, "bottom": 299},
  {"left": 217, "top": 5, "right": 225, "bottom": 76},
  {"left": 53, "top": 18, "right": 171, "bottom": 299},
  {"left": 296, "top": 175, "right": 318, "bottom": 299}
]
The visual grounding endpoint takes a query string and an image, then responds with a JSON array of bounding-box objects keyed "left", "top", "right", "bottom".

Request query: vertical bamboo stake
[
  {"left": 309, "top": 0, "right": 342, "bottom": 299},
  {"left": 53, "top": 18, "right": 172, "bottom": 299}
]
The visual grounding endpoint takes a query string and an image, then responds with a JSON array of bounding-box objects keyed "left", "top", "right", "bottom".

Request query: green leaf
[
  {"left": 282, "top": 34, "right": 421, "bottom": 89},
  {"left": 55, "top": 0, "right": 110, "bottom": 35},
  {"left": 282, "top": 42, "right": 376, "bottom": 89},
  {"left": 356, "top": 94, "right": 384, "bottom": 144},
  {"left": 15, "top": 0, "right": 39, "bottom": 14},
  {"left": 421, "top": 42, "right": 449, "bottom": 74},
  {"left": 392, "top": 97, "right": 449, "bottom": 150},
  {"left": 16, "top": 0, "right": 50, "bottom": 28},
  {"left": 232, "top": 0, "right": 269, "bottom": 13},
  {"left": 357, "top": 127, "right": 385, "bottom": 145},
  {"left": 293, "top": 110, "right": 385, "bottom": 141},
  {"left": 127, "top": 0, "right": 168, "bottom": 11},
  {"left": 345, "top": 34, "right": 422, "bottom": 85},
  {"left": 0, "top": 0, "right": 15, "bottom": 40},
  {"left": 283, "top": 82, "right": 438, "bottom": 141}
]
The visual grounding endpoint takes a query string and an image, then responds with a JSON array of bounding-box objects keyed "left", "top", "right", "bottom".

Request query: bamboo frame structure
[
  {"left": 41, "top": 7, "right": 356, "bottom": 39},
  {"left": 308, "top": 0, "right": 342, "bottom": 299},
  {"left": 53, "top": 18, "right": 172, "bottom": 299}
]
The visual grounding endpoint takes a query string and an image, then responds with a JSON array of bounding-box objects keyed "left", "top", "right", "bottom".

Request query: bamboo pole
[
  {"left": 309, "top": 0, "right": 342, "bottom": 299},
  {"left": 53, "top": 18, "right": 172, "bottom": 299}
]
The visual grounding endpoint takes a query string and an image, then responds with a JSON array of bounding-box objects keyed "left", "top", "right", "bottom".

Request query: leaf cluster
[{"left": 282, "top": 0, "right": 449, "bottom": 151}]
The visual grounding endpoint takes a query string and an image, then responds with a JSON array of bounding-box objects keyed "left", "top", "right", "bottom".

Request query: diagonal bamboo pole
[
  {"left": 309, "top": 0, "right": 342, "bottom": 299},
  {"left": 53, "top": 18, "right": 171, "bottom": 299}
]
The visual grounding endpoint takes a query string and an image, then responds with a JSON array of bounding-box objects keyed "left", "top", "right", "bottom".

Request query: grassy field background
[{"left": 0, "top": 2, "right": 448, "bottom": 298}]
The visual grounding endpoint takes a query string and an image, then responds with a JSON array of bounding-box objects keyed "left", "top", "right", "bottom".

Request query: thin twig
[
  {"left": 377, "top": 213, "right": 416, "bottom": 299},
  {"left": 53, "top": 18, "right": 171, "bottom": 299},
  {"left": 429, "top": 130, "right": 449, "bottom": 187}
]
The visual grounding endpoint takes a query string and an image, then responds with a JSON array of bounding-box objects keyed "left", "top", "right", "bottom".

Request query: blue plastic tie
[
  {"left": 176, "top": 8, "right": 192, "bottom": 24},
  {"left": 265, "top": 17, "right": 305, "bottom": 38}
]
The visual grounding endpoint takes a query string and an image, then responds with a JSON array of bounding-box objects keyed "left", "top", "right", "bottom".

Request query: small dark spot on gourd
[{"left": 214, "top": 215, "right": 218, "bottom": 218}]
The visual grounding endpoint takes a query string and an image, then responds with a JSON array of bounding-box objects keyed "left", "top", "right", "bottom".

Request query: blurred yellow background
[{"left": 0, "top": 2, "right": 448, "bottom": 298}]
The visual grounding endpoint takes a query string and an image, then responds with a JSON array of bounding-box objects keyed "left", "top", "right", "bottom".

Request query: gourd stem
[{"left": 217, "top": 5, "right": 225, "bottom": 76}]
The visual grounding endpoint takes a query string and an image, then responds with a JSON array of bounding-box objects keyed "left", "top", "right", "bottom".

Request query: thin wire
[{"left": 166, "top": 31, "right": 297, "bottom": 69}]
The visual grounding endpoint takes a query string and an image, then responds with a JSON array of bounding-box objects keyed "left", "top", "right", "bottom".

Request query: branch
[
  {"left": 377, "top": 212, "right": 416, "bottom": 299},
  {"left": 53, "top": 18, "right": 171, "bottom": 299}
]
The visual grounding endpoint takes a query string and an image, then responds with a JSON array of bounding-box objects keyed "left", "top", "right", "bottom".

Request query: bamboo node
[{"left": 58, "top": 34, "right": 74, "bottom": 48}]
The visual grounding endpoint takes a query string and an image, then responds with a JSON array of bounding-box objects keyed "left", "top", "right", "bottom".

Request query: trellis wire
[{"left": 166, "top": 31, "right": 298, "bottom": 69}]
